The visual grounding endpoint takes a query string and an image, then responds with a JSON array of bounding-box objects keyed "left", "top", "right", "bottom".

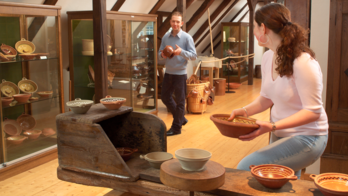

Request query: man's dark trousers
[{"left": 161, "top": 73, "right": 187, "bottom": 132}]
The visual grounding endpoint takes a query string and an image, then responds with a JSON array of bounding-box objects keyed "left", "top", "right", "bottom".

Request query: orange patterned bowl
[
  {"left": 250, "top": 164, "right": 297, "bottom": 189},
  {"left": 210, "top": 114, "right": 259, "bottom": 138},
  {"left": 310, "top": 173, "right": 348, "bottom": 196},
  {"left": 100, "top": 95, "right": 126, "bottom": 110}
]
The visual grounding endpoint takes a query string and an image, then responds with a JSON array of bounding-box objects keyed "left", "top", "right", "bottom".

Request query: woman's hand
[
  {"left": 238, "top": 120, "right": 272, "bottom": 141},
  {"left": 228, "top": 108, "right": 248, "bottom": 120}
]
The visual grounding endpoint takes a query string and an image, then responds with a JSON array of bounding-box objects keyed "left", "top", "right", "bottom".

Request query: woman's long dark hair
[{"left": 255, "top": 3, "right": 315, "bottom": 77}]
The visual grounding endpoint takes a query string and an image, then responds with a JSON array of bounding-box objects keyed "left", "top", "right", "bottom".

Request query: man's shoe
[
  {"left": 182, "top": 118, "right": 188, "bottom": 126},
  {"left": 166, "top": 128, "right": 181, "bottom": 136}
]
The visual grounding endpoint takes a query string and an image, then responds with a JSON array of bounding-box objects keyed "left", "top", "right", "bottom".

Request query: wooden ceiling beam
[
  {"left": 195, "top": 0, "right": 239, "bottom": 48},
  {"left": 111, "top": 0, "right": 125, "bottom": 11},
  {"left": 230, "top": 3, "right": 248, "bottom": 22},
  {"left": 238, "top": 10, "right": 249, "bottom": 22},
  {"left": 177, "top": 0, "right": 187, "bottom": 31},
  {"left": 186, "top": 0, "right": 214, "bottom": 32}
]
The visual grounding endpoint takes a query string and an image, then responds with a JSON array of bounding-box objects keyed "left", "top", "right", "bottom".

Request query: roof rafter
[
  {"left": 111, "top": 0, "right": 125, "bottom": 11},
  {"left": 186, "top": 0, "right": 215, "bottom": 32}
]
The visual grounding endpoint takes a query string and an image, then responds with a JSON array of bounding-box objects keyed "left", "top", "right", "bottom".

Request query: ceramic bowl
[
  {"left": 42, "top": 128, "right": 56, "bottom": 137},
  {"left": 23, "top": 129, "right": 42, "bottom": 140},
  {"left": 226, "top": 83, "right": 242, "bottom": 89},
  {"left": 82, "top": 39, "right": 94, "bottom": 51},
  {"left": 116, "top": 147, "right": 138, "bottom": 161},
  {"left": 17, "top": 113, "right": 36, "bottom": 130},
  {"left": 0, "top": 52, "right": 9, "bottom": 61},
  {"left": 210, "top": 114, "right": 259, "bottom": 138},
  {"left": 3, "top": 118, "right": 21, "bottom": 136},
  {"left": 1, "top": 79, "right": 20, "bottom": 97},
  {"left": 15, "top": 38, "right": 35, "bottom": 54},
  {"left": 175, "top": 148, "right": 212, "bottom": 171},
  {"left": 4, "top": 54, "right": 16, "bottom": 61},
  {"left": 66, "top": 98, "right": 93, "bottom": 114},
  {"left": 163, "top": 45, "right": 174, "bottom": 58},
  {"left": 310, "top": 173, "right": 348, "bottom": 196},
  {"left": 100, "top": 95, "right": 126, "bottom": 110},
  {"left": 7, "top": 135, "right": 28, "bottom": 145},
  {"left": 29, "top": 97, "right": 39, "bottom": 101},
  {"left": 37, "top": 91, "right": 53, "bottom": 98},
  {"left": 18, "top": 77, "right": 38, "bottom": 94},
  {"left": 1, "top": 43, "right": 17, "bottom": 55},
  {"left": 13, "top": 93, "right": 31, "bottom": 103},
  {"left": 19, "top": 53, "right": 36, "bottom": 60},
  {"left": 2, "top": 97, "right": 13, "bottom": 106},
  {"left": 140, "top": 152, "right": 173, "bottom": 169},
  {"left": 250, "top": 164, "right": 297, "bottom": 189}
]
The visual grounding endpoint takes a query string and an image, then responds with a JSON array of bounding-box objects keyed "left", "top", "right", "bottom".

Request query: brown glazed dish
[
  {"left": 210, "top": 114, "right": 259, "bottom": 138},
  {"left": 163, "top": 45, "right": 174, "bottom": 58},
  {"left": 116, "top": 147, "right": 138, "bottom": 161},
  {"left": 250, "top": 164, "right": 297, "bottom": 189},
  {"left": 1, "top": 44, "right": 17, "bottom": 55},
  {"left": 310, "top": 173, "right": 348, "bottom": 196}
]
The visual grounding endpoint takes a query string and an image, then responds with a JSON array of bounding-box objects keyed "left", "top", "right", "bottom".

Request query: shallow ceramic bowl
[
  {"left": 4, "top": 54, "right": 16, "bottom": 61},
  {"left": 13, "top": 93, "right": 31, "bottom": 103},
  {"left": 0, "top": 52, "right": 9, "bottom": 61},
  {"left": 42, "top": 128, "right": 56, "bottom": 137},
  {"left": 37, "top": 91, "right": 53, "bottom": 98},
  {"left": 175, "top": 148, "right": 212, "bottom": 171},
  {"left": 2, "top": 97, "right": 13, "bottom": 106},
  {"left": 226, "top": 83, "right": 242, "bottom": 89},
  {"left": 17, "top": 113, "right": 36, "bottom": 130},
  {"left": 140, "top": 152, "right": 173, "bottom": 169},
  {"left": 19, "top": 53, "right": 36, "bottom": 60},
  {"left": 7, "top": 135, "right": 27, "bottom": 145},
  {"left": 18, "top": 77, "right": 38, "bottom": 94},
  {"left": 23, "top": 129, "right": 42, "bottom": 140},
  {"left": 1, "top": 79, "right": 20, "bottom": 97},
  {"left": 210, "top": 114, "right": 259, "bottom": 138},
  {"left": 250, "top": 164, "right": 297, "bottom": 189},
  {"left": 66, "top": 98, "right": 93, "bottom": 114},
  {"left": 1, "top": 43, "right": 17, "bottom": 55},
  {"left": 29, "top": 97, "right": 39, "bottom": 101},
  {"left": 310, "top": 173, "right": 348, "bottom": 196},
  {"left": 3, "top": 118, "right": 21, "bottom": 136},
  {"left": 100, "top": 95, "right": 126, "bottom": 110},
  {"left": 116, "top": 147, "right": 138, "bottom": 161},
  {"left": 15, "top": 38, "right": 35, "bottom": 54}
]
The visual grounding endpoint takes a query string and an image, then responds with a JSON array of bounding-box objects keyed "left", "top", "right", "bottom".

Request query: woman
[{"left": 229, "top": 3, "right": 328, "bottom": 178}]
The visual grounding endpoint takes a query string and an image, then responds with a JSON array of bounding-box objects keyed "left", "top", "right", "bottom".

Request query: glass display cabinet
[
  {"left": 0, "top": 2, "right": 64, "bottom": 168},
  {"left": 221, "top": 22, "right": 249, "bottom": 83},
  {"left": 67, "top": 11, "right": 157, "bottom": 114}
]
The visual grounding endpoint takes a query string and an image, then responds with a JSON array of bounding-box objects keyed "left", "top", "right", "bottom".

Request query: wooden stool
[{"left": 160, "top": 159, "right": 225, "bottom": 196}]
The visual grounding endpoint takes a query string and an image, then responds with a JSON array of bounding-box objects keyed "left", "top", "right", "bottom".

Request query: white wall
[{"left": 306, "top": 0, "right": 330, "bottom": 175}]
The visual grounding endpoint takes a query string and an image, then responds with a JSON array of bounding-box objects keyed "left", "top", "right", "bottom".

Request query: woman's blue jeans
[{"left": 237, "top": 133, "right": 328, "bottom": 178}]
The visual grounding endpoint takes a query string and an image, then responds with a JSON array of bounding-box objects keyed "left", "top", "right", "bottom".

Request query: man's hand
[
  {"left": 173, "top": 44, "right": 182, "bottom": 56},
  {"left": 161, "top": 50, "right": 167, "bottom": 58}
]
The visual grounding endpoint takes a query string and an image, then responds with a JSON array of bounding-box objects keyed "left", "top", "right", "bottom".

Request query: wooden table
[
  {"left": 193, "top": 66, "right": 220, "bottom": 85},
  {"left": 160, "top": 159, "right": 225, "bottom": 196}
]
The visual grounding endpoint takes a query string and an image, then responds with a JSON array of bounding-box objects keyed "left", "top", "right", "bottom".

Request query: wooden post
[
  {"left": 247, "top": 0, "right": 256, "bottom": 85},
  {"left": 93, "top": 0, "right": 108, "bottom": 103},
  {"left": 177, "top": 0, "right": 186, "bottom": 31}
]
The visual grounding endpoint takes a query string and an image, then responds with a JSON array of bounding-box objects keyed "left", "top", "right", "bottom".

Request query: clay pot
[
  {"left": 213, "top": 78, "right": 226, "bottom": 96},
  {"left": 37, "top": 91, "right": 53, "bottom": 98},
  {"left": 1, "top": 43, "right": 17, "bottom": 55},
  {"left": 175, "top": 148, "right": 212, "bottom": 171},
  {"left": 116, "top": 147, "right": 138, "bottom": 161},
  {"left": 207, "top": 96, "right": 214, "bottom": 105},
  {"left": 13, "top": 93, "right": 31, "bottom": 103},
  {"left": 250, "top": 164, "right": 297, "bottom": 189},
  {"left": 3, "top": 118, "right": 21, "bottom": 136},
  {"left": 226, "top": 83, "right": 242, "bottom": 89},
  {"left": 17, "top": 113, "right": 36, "bottom": 130},
  {"left": 210, "top": 114, "right": 259, "bottom": 138},
  {"left": 7, "top": 135, "right": 27, "bottom": 145},
  {"left": 140, "top": 152, "right": 173, "bottom": 169},
  {"left": 66, "top": 98, "right": 93, "bottom": 114},
  {"left": 2, "top": 97, "right": 13, "bottom": 106},
  {"left": 19, "top": 54, "right": 36, "bottom": 60},
  {"left": 23, "top": 129, "right": 42, "bottom": 140},
  {"left": 100, "top": 95, "right": 126, "bottom": 110},
  {"left": 163, "top": 45, "right": 174, "bottom": 58},
  {"left": 42, "top": 128, "right": 56, "bottom": 137},
  {"left": 310, "top": 173, "right": 348, "bottom": 196}
]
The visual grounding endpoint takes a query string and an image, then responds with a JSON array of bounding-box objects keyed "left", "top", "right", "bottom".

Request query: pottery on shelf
[
  {"left": 18, "top": 77, "right": 38, "bottom": 94},
  {"left": 2, "top": 97, "right": 13, "bottom": 106},
  {"left": 19, "top": 53, "right": 36, "bottom": 60},
  {"left": 66, "top": 98, "right": 93, "bottom": 114},
  {"left": 163, "top": 45, "right": 174, "bottom": 58},
  {"left": 116, "top": 147, "right": 138, "bottom": 161},
  {"left": 15, "top": 38, "right": 35, "bottom": 54},
  {"left": 42, "top": 128, "right": 56, "bottom": 137},
  {"left": 226, "top": 83, "right": 242, "bottom": 89},
  {"left": 250, "top": 164, "right": 297, "bottom": 189},
  {"left": 100, "top": 95, "right": 126, "bottom": 110},
  {"left": 23, "top": 129, "right": 42, "bottom": 140},
  {"left": 7, "top": 135, "right": 28, "bottom": 145},
  {"left": 140, "top": 152, "right": 173, "bottom": 169},
  {"left": 17, "top": 113, "right": 36, "bottom": 130},
  {"left": 1, "top": 79, "right": 20, "bottom": 97},
  {"left": 1, "top": 43, "right": 17, "bottom": 56},
  {"left": 3, "top": 118, "right": 21, "bottom": 136},
  {"left": 0, "top": 52, "right": 9, "bottom": 61},
  {"left": 210, "top": 114, "right": 259, "bottom": 138},
  {"left": 310, "top": 173, "right": 348, "bottom": 196},
  {"left": 175, "top": 148, "right": 212, "bottom": 171},
  {"left": 37, "top": 91, "right": 53, "bottom": 98},
  {"left": 13, "top": 93, "right": 31, "bottom": 103}
]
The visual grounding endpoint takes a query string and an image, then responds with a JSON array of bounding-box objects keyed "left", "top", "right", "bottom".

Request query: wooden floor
[{"left": 0, "top": 78, "right": 270, "bottom": 196}]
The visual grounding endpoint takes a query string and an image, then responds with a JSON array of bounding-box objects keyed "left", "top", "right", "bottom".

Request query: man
[{"left": 158, "top": 11, "right": 197, "bottom": 136}]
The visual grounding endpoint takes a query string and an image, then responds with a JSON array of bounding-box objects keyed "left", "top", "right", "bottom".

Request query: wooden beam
[
  {"left": 238, "top": 10, "right": 249, "bottom": 22},
  {"left": 93, "top": 0, "right": 108, "bottom": 102},
  {"left": 186, "top": 0, "right": 214, "bottom": 32},
  {"left": 195, "top": 0, "right": 239, "bottom": 48},
  {"left": 177, "top": 0, "right": 186, "bottom": 31},
  {"left": 192, "top": 0, "right": 229, "bottom": 41},
  {"left": 111, "top": 0, "right": 125, "bottom": 11},
  {"left": 230, "top": 3, "right": 248, "bottom": 22},
  {"left": 156, "top": 11, "right": 171, "bottom": 16},
  {"left": 27, "top": 0, "right": 58, "bottom": 41},
  {"left": 247, "top": 0, "right": 255, "bottom": 85}
]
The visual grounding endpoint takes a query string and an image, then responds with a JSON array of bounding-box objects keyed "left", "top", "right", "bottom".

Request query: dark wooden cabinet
[{"left": 321, "top": 0, "right": 348, "bottom": 174}]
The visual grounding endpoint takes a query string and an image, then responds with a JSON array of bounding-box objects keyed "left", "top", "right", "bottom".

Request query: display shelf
[
  {"left": 2, "top": 96, "right": 59, "bottom": 109},
  {"left": 0, "top": 57, "right": 58, "bottom": 64}
]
